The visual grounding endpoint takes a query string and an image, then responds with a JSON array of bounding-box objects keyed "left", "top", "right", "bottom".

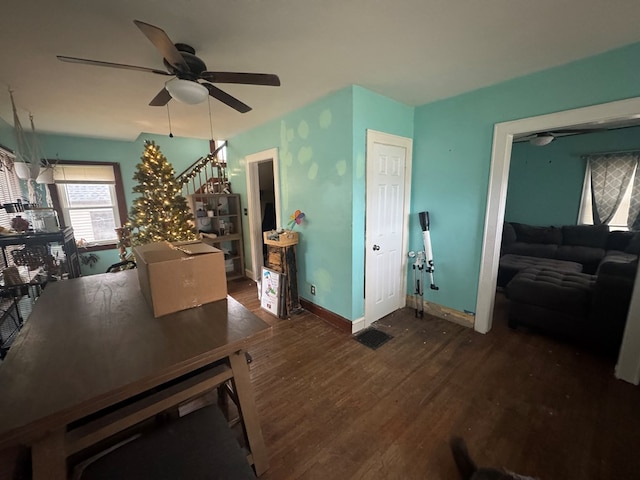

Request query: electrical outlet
[{"left": 310, "top": 285, "right": 316, "bottom": 295}]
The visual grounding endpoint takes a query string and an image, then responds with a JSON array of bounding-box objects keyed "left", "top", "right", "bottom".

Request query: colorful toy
[{"left": 288, "top": 210, "right": 305, "bottom": 230}]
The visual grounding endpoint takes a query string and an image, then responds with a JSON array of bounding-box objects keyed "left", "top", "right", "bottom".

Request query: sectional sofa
[{"left": 499, "top": 222, "right": 639, "bottom": 355}]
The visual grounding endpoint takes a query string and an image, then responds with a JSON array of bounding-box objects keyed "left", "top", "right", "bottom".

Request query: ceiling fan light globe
[
  {"left": 529, "top": 134, "right": 554, "bottom": 146},
  {"left": 165, "top": 78, "right": 208, "bottom": 105}
]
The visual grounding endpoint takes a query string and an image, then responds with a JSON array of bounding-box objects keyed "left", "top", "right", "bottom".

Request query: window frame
[
  {"left": 578, "top": 160, "right": 639, "bottom": 231},
  {"left": 49, "top": 160, "right": 127, "bottom": 252}
]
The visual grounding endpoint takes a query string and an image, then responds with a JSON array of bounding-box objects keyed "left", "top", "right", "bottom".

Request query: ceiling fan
[
  {"left": 57, "top": 20, "right": 280, "bottom": 113},
  {"left": 515, "top": 128, "right": 605, "bottom": 146}
]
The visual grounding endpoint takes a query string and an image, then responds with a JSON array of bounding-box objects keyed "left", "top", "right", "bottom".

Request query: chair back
[{"left": 106, "top": 260, "right": 137, "bottom": 273}]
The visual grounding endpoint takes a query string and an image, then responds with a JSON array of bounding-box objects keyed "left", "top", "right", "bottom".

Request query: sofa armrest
[
  {"left": 589, "top": 258, "right": 638, "bottom": 355},
  {"left": 501, "top": 222, "right": 517, "bottom": 256},
  {"left": 596, "top": 259, "right": 638, "bottom": 281}
]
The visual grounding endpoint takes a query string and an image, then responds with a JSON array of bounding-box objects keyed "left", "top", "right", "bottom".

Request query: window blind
[
  {"left": 53, "top": 164, "right": 116, "bottom": 183},
  {"left": 0, "top": 148, "right": 23, "bottom": 230}
]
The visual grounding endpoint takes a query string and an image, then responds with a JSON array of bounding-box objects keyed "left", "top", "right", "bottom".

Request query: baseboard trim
[
  {"left": 298, "top": 297, "right": 474, "bottom": 333},
  {"left": 299, "top": 298, "right": 352, "bottom": 334},
  {"left": 406, "top": 295, "right": 475, "bottom": 329},
  {"left": 351, "top": 317, "right": 366, "bottom": 334}
]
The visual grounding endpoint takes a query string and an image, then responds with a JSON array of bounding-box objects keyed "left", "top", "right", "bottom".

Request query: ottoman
[
  {"left": 498, "top": 254, "right": 583, "bottom": 288},
  {"left": 505, "top": 268, "right": 596, "bottom": 340}
]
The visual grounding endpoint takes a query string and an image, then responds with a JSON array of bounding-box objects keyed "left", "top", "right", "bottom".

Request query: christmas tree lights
[{"left": 128, "top": 140, "right": 196, "bottom": 245}]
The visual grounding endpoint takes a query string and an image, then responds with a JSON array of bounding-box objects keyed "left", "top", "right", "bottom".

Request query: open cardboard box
[
  {"left": 133, "top": 241, "right": 227, "bottom": 317},
  {"left": 263, "top": 230, "right": 299, "bottom": 247}
]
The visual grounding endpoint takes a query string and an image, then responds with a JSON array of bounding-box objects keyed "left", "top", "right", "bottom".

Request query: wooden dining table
[{"left": 0, "top": 269, "right": 272, "bottom": 479}]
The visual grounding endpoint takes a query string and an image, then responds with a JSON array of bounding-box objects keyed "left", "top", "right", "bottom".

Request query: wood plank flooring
[
  {"left": 1, "top": 279, "right": 638, "bottom": 479},
  {"left": 229, "top": 278, "right": 640, "bottom": 480}
]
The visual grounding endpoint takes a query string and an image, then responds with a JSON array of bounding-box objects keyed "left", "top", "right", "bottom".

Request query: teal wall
[
  {"left": 352, "top": 86, "right": 414, "bottom": 319},
  {"left": 228, "top": 87, "right": 355, "bottom": 319},
  {"left": 0, "top": 118, "right": 14, "bottom": 150},
  {"left": 227, "top": 85, "right": 413, "bottom": 321},
  {"left": 506, "top": 125, "right": 640, "bottom": 226},
  {"left": 413, "top": 41, "right": 640, "bottom": 315}
]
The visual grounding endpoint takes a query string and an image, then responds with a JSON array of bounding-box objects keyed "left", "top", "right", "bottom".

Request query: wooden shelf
[{"left": 189, "top": 194, "right": 245, "bottom": 281}]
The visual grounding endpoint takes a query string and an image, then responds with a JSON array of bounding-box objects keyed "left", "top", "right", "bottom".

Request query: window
[
  {"left": 578, "top": 152, "right": 640, "bottom": 231},
  {"left": 52, "top": 162, "right": 127, "bottom": 246},
  {"left": 0, "top": 147, "right": 22, "bottom": 231}
]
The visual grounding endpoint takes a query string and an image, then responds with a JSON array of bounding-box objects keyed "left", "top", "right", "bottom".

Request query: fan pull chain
[
  {"left": 208, "top": 97, "right": 215, "bottom": 151},
  {"left": 166, "top": 104, "right": 174, "bottom": 138}
]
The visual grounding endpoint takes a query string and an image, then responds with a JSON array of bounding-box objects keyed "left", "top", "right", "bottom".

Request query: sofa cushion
[
  {"left": 555, "top": 246, "right": 605, "bottom": 274},
  {"left": 561, "top": 224, "right": 609, "bottom": 248},
  {"left": 607, "top": 230, "right": 635, "bottom": 251},
  {"left": 598, "top": 258, "right": 638, "bottom": 277},
  {"left": 500, "top": 254, "right": 583, "bottom": 272},
  {"left": 504, "top": 242, "right": 559, "bottom": 259},
  {"left": 502, "top": 222, "right": 517, "bottom": 247},
  {"left": 600, "top": 250, "right": 638, "bottom": 265},
  {"left": 512, "top": 223, "right": 562, "bottom": 245}
]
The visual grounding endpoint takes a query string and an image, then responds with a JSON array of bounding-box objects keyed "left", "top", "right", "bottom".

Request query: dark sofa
[{"left": 499, "top": 222, "right": 639, "bottom": 356}]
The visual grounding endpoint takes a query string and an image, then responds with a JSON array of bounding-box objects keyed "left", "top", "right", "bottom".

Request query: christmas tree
[{"left": 128, "top": 140, "right": 196, "bottom": 244}]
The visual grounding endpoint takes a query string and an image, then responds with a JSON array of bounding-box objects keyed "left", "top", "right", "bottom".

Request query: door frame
[
  {"left": 363, "top": 129, "right": 413, "bottom": 329},
  {"left": 245, "top": 148, "right": 281, "bottom": 280},
  {"left": 476, "top": 96, "right": 640, "bottom": 384}
]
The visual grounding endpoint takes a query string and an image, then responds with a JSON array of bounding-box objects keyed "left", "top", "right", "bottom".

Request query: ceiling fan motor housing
[{"left": 163, "top": 45, "right": 206, "bottom": 80}]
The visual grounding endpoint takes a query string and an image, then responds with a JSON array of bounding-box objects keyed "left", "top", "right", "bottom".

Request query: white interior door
[
  {"left": 246, "top": 148, "right": 280, "bottom": 280},
  {"left": 365, "top": 131, "right": 412, "bottom": 327}
]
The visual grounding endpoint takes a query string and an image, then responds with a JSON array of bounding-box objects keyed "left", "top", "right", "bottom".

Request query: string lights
[{"left": 128, "top": 140, "right": 196, "bottom": 244}]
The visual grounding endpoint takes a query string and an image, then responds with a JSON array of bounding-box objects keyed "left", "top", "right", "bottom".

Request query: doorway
[
  {"left": 245, "top": 148, "right": 281, "bottom": 280},
  {"left": 476, "top": 96, "right": 640, "bottom": 384},
  {"left": 364, "top": 130, "right": 413, "bottom": 328}
]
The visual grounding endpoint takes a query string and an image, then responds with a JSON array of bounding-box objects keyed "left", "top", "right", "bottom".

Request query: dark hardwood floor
[
  {"left": 1, "top": 279, "right": 637, "bottom": 479},
  {"left": 229, "top": 278, "right": 640, "bottom": 480}
]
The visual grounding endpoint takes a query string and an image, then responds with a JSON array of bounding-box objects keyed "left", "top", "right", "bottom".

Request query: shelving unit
[
  {"left": 264, "top": 231, "right": 301, "bottom": 317},
  {"left": 189, "top": 193, "right": 245, "bottom": 281}
]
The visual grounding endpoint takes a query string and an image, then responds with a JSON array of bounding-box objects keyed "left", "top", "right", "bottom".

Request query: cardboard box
[{"left": 133, "top": 241, "right": 227, "bottom": 317}]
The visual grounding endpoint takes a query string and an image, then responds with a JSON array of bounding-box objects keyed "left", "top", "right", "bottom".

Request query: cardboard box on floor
[{"left": 133, "top": 241, "right": 227, "bottom": 317}]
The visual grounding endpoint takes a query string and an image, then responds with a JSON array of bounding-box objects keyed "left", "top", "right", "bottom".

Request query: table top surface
[{"left": 0, "top": 269, "right": 271, "bottom": 447}]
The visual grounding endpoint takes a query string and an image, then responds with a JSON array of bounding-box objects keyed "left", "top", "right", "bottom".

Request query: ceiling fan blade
[
  {"left": 149, "top": 88, "right": 172, "bottom": 106},
  {"left": 203, "top": 83, "right": 251, "bottom": 113},
  {"left": 133, "top": 20, "right": 189, "bottom": 72},
  {"left": 551, "top": 128, "right": 607, "bottom": 135},
  {"left": 200, "top": 72, "right": 281, "bottom": 86},
  {"left": 57, "top": 56, "right": 171, "bottom": 76},
  {"left": 513, "top": 133, "right": 537, "bottom": 142}
]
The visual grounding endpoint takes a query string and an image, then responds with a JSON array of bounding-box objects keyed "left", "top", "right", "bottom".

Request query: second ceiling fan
[
  {"left": 57, "top": 20, "right": 280, "bottom": 113},
  {"left": 515, "top": 128, "right": 606, "bottom": 146}
]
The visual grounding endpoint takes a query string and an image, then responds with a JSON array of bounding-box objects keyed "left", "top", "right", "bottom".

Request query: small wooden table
[{"left": 0, "top": 269, "right": 271, "bottom": 479}]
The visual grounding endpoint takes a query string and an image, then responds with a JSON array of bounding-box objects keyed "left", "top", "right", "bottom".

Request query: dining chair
[{"left": 73, "top": 404, "right": 256, "bottom": 479}]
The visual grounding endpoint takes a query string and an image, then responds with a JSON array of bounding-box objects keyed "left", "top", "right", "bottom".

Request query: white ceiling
[{"left": 1, "top": 0, "right": 640, "bottom": 142}]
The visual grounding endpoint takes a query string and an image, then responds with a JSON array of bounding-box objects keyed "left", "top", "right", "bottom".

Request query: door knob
[{"left": 373, "top": 245, "right": 380, "bottom": 251}]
